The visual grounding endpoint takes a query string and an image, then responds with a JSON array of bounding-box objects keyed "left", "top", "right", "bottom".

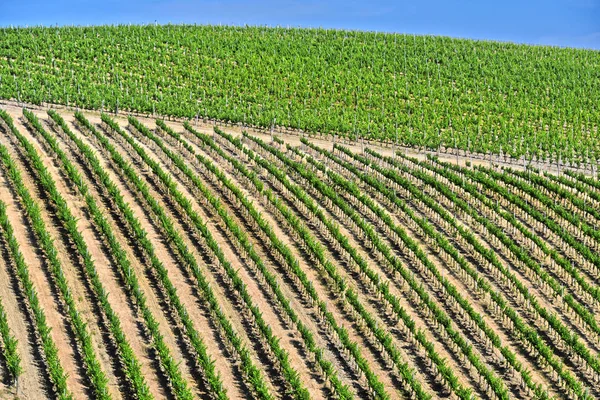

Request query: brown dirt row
[{"left": 4, "top": 98, "right": 600, "bottom": 178}]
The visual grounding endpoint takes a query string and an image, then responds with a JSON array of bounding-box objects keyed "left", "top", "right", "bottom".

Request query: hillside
[
  {"left": 0, "top": 103, "right": 599, "bottom": 399},
  {"left": 0, "top": 25, "right": 599, "bottom": 164},
  {"left": 1, "top": 24, "right": 600, "bottom": 399}
]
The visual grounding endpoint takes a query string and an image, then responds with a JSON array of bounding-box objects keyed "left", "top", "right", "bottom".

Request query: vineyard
[
  {"left": 1, "top": 26, "right": 599, "bottom": 167},
  {"left": 0, "top": 19, "right": 598, "bottom": 400},
  {"left": 0, "top": 100, "right": 597, "bottom": 400}
]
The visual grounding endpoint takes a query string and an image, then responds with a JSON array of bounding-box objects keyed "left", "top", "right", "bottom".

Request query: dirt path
[{"left": 6, "top": 98, "right": 597, "bottom": 178}]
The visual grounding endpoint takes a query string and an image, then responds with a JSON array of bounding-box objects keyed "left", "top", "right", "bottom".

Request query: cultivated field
[
  {"left": 0, "top": 103, "right": 598, "bottom": 400},
  {"left": 1, "top": 25, "right": 599, "bottom": 166}
]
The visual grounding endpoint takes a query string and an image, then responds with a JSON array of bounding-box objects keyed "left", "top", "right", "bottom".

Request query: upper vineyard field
[{"left": 0, "top": 25, "right": 599, "bottom": 165}]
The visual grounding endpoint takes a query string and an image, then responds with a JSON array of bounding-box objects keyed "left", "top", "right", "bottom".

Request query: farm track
[{"left": 0, "top": 104, "right": 599, "bottom": 399}]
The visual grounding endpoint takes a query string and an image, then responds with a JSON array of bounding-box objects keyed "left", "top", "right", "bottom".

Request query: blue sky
[{"left": 1, "top": 0, "right": 599, "bottom": 50}]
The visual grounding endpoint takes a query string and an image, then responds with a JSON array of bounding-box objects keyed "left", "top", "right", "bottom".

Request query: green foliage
[
  {"left": 0, "top": 25, "right": 599, "bottom": 164},
  {"left": 0, "top": 299, "right": 22, "bottom": 385}
]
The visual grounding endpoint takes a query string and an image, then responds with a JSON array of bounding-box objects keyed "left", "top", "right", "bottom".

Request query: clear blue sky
[{"left": 1, "top": 0, "right": 599, "bottom": 50}]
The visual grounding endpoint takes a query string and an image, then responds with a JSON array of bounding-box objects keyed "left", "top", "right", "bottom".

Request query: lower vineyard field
[{"left": 0, "top": 104, "right": 599, "bottom": 400}]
